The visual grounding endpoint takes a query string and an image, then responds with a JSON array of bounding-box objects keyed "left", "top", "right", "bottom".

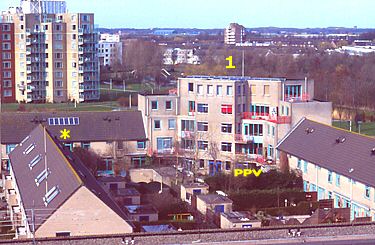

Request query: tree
[
  {"left": 279, "top": 151, "right": 290, "bottom": 174},
  {"left": 73, "top": 147, "right": 101, "bottom": 176}
]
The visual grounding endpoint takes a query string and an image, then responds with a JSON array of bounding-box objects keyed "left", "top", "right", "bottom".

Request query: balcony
[
  {"left": 25, "top": 49, "right": 32, "bottom": 55},
  {"left": 78, "top": 38, "right": 84, "bottom": 45},
  {"left": 241, "top": 112, "right": 291, "bottom": 124},
  {"left": 26, "top": 29, "right": 31, "bottom": 36},
  {"left": 78, "top": 48, "right": 84, "bottom": 54},
  {"left": 235, "top": 134, "right": 254, "bottom": 143},
  {"left": 78, "top": 28, "right": 84, "bottom": 35},
  {"left": 26, "top": 69, "right": 32, "bottom": 74},
  {"left": 26, "top": 38, "right": 31, "bottom": 45}
]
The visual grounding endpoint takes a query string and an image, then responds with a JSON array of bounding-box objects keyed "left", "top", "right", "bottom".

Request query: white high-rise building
[{"left": 20, "top": 0, "right": 67, "bottom": 14}]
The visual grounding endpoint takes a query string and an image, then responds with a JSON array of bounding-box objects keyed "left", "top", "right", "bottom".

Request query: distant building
[
  {"left": 0, "top": 21, "right": 16, "bottom": 103},
  {"left": 224, "top": 23, "right": 246, "bottom": 45},
  {"left": 220, "top": 211, "right": 261, "bottom": 229},
  {"left": 153, "top": 29, "right": 177, "bottom": 36},
  {"left": 277, "top": 118, "right": 375, "bottom": 221},
  {"left": 98, "top": 33, "right": 123, "bottom": 67},
  {"left": 181, "top": 182, "right": 209, "bottom": 204},
  {"left": 20, "top": 0, "right": 67, "bottom": 14},
  {"left": 4, "top": 125, "right": 133, "bottom": 238},
  {"left": 163, "top": 48, "right": 200, "bottom": 65}
]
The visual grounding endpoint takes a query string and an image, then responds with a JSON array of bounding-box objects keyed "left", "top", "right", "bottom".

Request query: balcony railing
[{"left": 234, "top": 134, "right": 254, "bottom": 143}]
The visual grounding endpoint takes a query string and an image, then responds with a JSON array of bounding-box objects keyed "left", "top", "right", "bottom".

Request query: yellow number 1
[{"left": 226, "top": 56, "right": 236, "bottom": 69}]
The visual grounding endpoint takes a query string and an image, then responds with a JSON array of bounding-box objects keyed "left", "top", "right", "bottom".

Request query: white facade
[{"left": 98, "top": 34, "right": 122, "bottom": 67}]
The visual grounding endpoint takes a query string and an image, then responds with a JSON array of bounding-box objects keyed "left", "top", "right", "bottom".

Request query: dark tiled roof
[
  {"left": 1, "top": 111, "right": 146, "bottom": 144},
  {"left": 197, "top": 194, "right": 233, "bottom": 204},
  {"left": 277, "top": 118, "right": 375, "bottom": 187},
  {"left": 9, "top": 125, "right": 132, "bottom": 230}
]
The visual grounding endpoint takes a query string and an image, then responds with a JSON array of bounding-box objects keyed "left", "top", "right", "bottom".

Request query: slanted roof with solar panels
[
  {"left": 1, "top": 111, "right": 146, "bottom": 144},
  {"left": 277, "top": 117, "right": 375, "bottom": 187},
  {"left": 8, "top": 124, "right": 131, "bottom": 231}
]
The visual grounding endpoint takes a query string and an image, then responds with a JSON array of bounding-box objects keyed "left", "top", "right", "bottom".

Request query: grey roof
[
  {"left": 277, "top": 118, "right": 375, "bottom": 187},
  {"left": 125, "top": 205, "right": 158, "bottom": 215},
  {"left": 197, "top": 194, "right": 233, "bottom": 204},
  {"left": 221, "top": 212, "right": 259, "bottom": 223},
  {"left": 1, "top": 111, "right": 146, "bottom": 144},
  {"left": 9, "top": 125, "right": 132, "bottom": 231},
  {"left": 142, "top": 224, "right": 176, "bottom": 232},
  {"left": 182, "top": 182, "right": 209, "bottom": 189}
]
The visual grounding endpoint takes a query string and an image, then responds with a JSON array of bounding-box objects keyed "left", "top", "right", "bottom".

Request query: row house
[
  {"left": 139, "top": 76, "right": 332, "bottom": 175},
  {"left": 277, "top": 118, "right": 375, "bottom": 221}
]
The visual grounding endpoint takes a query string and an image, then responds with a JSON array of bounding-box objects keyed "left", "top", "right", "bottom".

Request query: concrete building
[
  {"left": 125, "top": 204, "right": 158, "bottom": 222},
  {"left": 196, "top": 194, "right": 233, "bottom": 215},
  {"left": 277, "top": 118, "right": 375, "bottom": 221},
  {"left": 0, "top": 20, "right": 16, "bottom": 103},
  {"left": 0, "top": 111, "right": 147, "bottom": 175},
  {"left": 0, "top": 8, "right": 100, "bottom": 103},
  {"left": 181, "top": 182, "right": 209, "bottom": 204},
  {"left": 220, "top": 212, "right": 261, "bottom": 229},
  {"left": 163, "top": 48, "right": 200, "bottom": 65},
  {"left": 4, "top": 124, "right": 133, "bottom": 238},
  {"left": 138, "top": 76, "right": 332, "bottom": 176},
  {"left": 98, "top": 33, "right": 122, "bottom": 67},
  {"left": 224, "top": 23, "right": 246, "bottom": 45}
]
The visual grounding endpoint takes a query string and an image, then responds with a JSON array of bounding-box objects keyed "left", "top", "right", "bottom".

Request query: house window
[
  {"left": 165, "top": 101, "right": 172, "bottom": 110},
  {"left": 237, "top": 85, "right": 241, "bottom": 94},
  {"left": 197, "top": 122, "right": 208, "bottom": 132},
  {"left": 221, "top": 123, "right": 232, "bottom": 133},
  {"left": 328, "top": 171, "right": 333, "bottom": 183},
  {"left": 198, "top": 141, "right": 208, "bottom": 151},
  {"left": 181, "top": 120, "right": 195, "bottom": 131},
  {"left": 250, "top": 85, "right": 256, "bottom": 95},
  {"left": 297, "top": 159, "right": 302, "bottom": 169},
  {"left": 154, "top": 120, "right": 161, "bottom": 130},
  {"left": 225, "top": 161, "right": 231, "bottom": 170},
  {"left": 197, "top": 84, "right": 203, "bottom": 95},
  {"left": 336, "top": 174, "right": 341, "bottom": 187},
  {"left": 272, "top": 126, "right": 275, "bottom": 137},
  {"left": 168, "top": 119, "right": 176, "bottom": 129},
  {"left": 365, "top": 185, "right": 370, "bottom": 199},
  {"left": 182, "top": 139, "right": 194, "bottom": 150},
  {"left": 264, "top": 85, "right": 270, "bottom": 95},
  {"left": 81, "top": 142, "right": 90, "bottom": 150},
  {"left": 199, "top": 159, "right": 205, "bottom": 169},
  {"left": 188, "top": 82, "right": 194, "bottom": 92},
  {"left": 6, "top": 144, "right": 17, "bottom": 154},
  {"left": 197, "top": 103, "right": 208, "bottom": 113},
  {"left": 137, "top": 141, "right": 146, "bottom": 149},
  {"left": 221, "top": 104, "right": 232, "bottom": 114},
  {"left": 226, "top": 85, "right": 233, "bottom": 95},
  {"left": 328, "top": 191, "right": 333, "bottom": 199},
  {"left": 303, "top": 161, "right": 308, "bottom": 173},
  {"left": 207, "top": 85, "right": 213, "bottom": 95},
  {"left": 117, "top": 141, "right": 124, "bottom": 150},
  {"left": 216, "top": 85, "right": 222, "bottom": 95},
  {"left": 151, "top": 101, "right": 158, "bottom": 110},
  {"left": 188, "top": 101, "right": 195, "bottom": 113},
  {"left": 56, "top": 232, "right": 71, "bottom": 237},
  {"left": 221, "top": 142, "right": 232, "bottom": 152},
  {"left": 157, "top": 137, "right": 172, "bottom": 152}
]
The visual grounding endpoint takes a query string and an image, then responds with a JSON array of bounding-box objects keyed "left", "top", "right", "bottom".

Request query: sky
[{"left": 1, "top": 0, "right": 375, "bottom": 29}]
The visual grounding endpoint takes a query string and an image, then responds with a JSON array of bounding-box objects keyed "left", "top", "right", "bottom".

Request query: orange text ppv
[{"left": 234, "top": 169, "right": 262, "bottom": 177}]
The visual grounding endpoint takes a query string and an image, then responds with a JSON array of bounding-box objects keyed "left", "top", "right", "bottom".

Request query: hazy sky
[{"left": 1, "top": 0, "right": 374, "bottom": 29}]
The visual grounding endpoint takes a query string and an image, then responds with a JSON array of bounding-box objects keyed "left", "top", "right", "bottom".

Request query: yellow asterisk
[{"left": 60, "top": 129, "right": 71, "bottom": 140}]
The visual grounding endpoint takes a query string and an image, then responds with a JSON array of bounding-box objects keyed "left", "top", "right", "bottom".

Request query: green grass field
[{"left": 332, "top": 120, "right": 375, "bottom": 136}]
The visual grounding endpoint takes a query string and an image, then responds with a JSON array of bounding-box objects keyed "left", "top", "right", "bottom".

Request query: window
[
  {"left": 55, "top": 81, "right": 63, "bottom": 88},
  {"left": 221, "top": 142, "right": 232, "bottom": 152},
  {"left": 264, "top": 85, "right": 270, "bottom": 95},
  {"left": 216, "top": 85, "right": 222, "bottom": 95},
  {"left": 197, "top": 103, "right": 208, "bottom": 113},
  {"left": 237, "top": 85, "right": 242, "bottom": 94},
  {"left": 272, "top": 126, "right": 275, "bottom": 137},
  {"left": 225, "top": 161, "right": 231, "bottom": 171},
  {"left": 6, "top": 144, "right": 16, "bottom": 154},
  {"left": 55, "top": 71, "right": 63, "bottom": 78},
  {"left": 297, "top": 159, "right": 302, "bottom": 169},
  {"left": 35, "top": 168, "right": 50, "bottom": 186},
  {"left": 3, "top": 90, "right": 12, "bottom": 97},
  {"left": 151, "top": 101, "right": 158, "bottom": 110},
  {"left": 181, "top": 139, "right": 194, "bottom": 150},
  {"left": 3, "top": 71, "right": 11, "bottom": 78},
  {"left": 168, "top": 119, "right": 176, "bottom": 129},
  {"left": 199, "top": 159, "right": 205, "bottom": 169},
  {"left": 43, "top": 186, "right": 60, "bottom": 206},
  {"left": 2, "top": 43, "right": 10, "bottom": 50},
  {"left": 197, "top": 84, "right": 203, "bottom": 95},
  {"left": 56, "top": 232, "right": 70, "bottom": 237},
  {"left": 365, "top": 185, "right": 370, "bottom": 199},
  {"left": 117, "top": 141, "right": 123, "bottom": 150},
  {"left": 137, "top": 141, "right": 146, "bottom": 149},
  {"left": 188, "top": 101, "right": 195, "bottom": 113},
  {"left": 188, "top": 82, "right": 194, "bottom": 92},
  {"left": 328, "top": 191, "right": 333, "bottom": 199},
  {"left": 55, "top": 53, "right": 63, "bottom": 59},
  {"left": 2, "top": 52, "right": 11, "bottom": 59},
  {"left": 154, "top": 120, "right": 161, "bottom": 130},
  {"left": 165, "top": 100, "right": 172, "bottom": 110},
  {"left": 221, "top": 123, "right": 232, "bottom": 133},
  {"left": 55, "top": 62, "right": 63, "bottom": 69},
  {"left": 244, "top": 124, "right": 263, "bottom": 136},
  {"left": 221, "top": 104, "right": 232, "bottom": 114},
  {"left": 181, "top": 120, "right": 194, "bottom": 131},
  {"left": 157, "top": 137, "right": 172, "bottom": 152},
  {"left": 303, "top": 161, "right": 308, "bottom": 173},
  {"left": 207, "top": 85, "right": 213, "bottom": 95},
  {"left": 250, "top": 85, "right": 256, "bottom": 95},
  {"left": 81, "top": 142, "right": 90, "bottom": 150},
  {"left": 3, "top": 62, "right": 11, "bottom": 68},
  {"left": 226, "top": 85, "right": 233, "bottom": 95},
  {"left": 197, "top": 122, "right": 208, "bottom": 132},
  {"left": 336, "top": 174, "right": 341, "bottom": 187},
  {"left": 198, "top": 141, "right": 208, "bottom": 151}
]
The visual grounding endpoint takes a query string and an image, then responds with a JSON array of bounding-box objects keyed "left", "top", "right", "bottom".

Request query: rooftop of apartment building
[
  {"left": 184, "top": 75, "right": 307, "bottom": 82},
  {"left": 277, "top": 117, "right": 375, "bottom": 187},
  {"left": 8, "top": 124, "right": 131, "bottom": 231},
  {"left": 197, "top": 194, "right": 233, "bottom": 204},
  {"left": 0, "top": 111, "right": 146, "bottom": 144}
]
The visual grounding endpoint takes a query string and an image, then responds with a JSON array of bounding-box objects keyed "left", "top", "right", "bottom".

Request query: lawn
[{"left": 332, "top": 120, "right": 375, "bottom": 136}]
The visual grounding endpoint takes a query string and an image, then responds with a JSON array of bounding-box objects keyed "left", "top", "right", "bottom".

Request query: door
[{"left": 214, "top": 205, "right": 225, "bottom": 213}]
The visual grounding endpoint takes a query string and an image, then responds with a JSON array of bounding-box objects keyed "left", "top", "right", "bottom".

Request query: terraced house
[
  {"left": 277, "top": 118, "right": 375, "bottom": 220},
  {"left": 1, "top": 111, "right": 147, "bottom": 175},
  {"left": 138, "top": 75, "right": 332, "bottom": 175}
]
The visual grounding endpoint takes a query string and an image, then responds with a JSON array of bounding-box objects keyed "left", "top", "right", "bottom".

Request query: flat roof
[
  {"left": 125, "top": 205, "right": 158, "bottom": 215},
  {"left": 117, "top": 188, "right": 140, "bottom": 196},
  {"left": 182, "top": 182, "right": 209, "bottom": 189},
  {"left": 221, "top": 212, "right": 259, "bottom": 223}
]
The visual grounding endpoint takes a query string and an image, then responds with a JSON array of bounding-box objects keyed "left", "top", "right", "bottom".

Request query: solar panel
[{"left": 48, "top": 117, "right": 80, "bottom": 126}]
